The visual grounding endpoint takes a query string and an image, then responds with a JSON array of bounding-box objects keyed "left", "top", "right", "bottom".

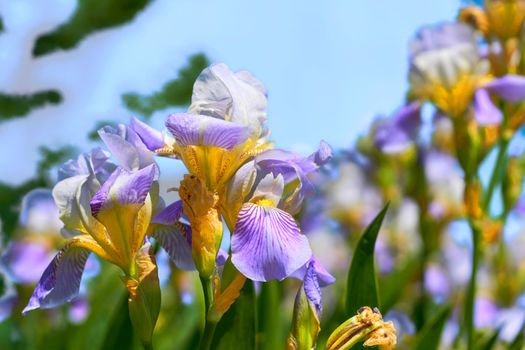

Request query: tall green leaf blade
[
  {"left": 258, "top": 281, "right": 285, "bottom": 350},
  {"left": 411, "top": 305, "right": 452, "bottom": 350},
  {"left": 345, "top": 204, "right": 389, "bottom": 315},
  {"left": 476, "top": 328, "right": 500, "bottom": 350},
  {"left": 211, "top": 281, "right": 256, "bottom": 350}
]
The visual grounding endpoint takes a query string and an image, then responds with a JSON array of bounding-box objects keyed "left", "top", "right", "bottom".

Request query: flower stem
[
  {"left": 464, "top": 219, "right": 481, "bottom": 350},
  {"left": 482, "top": 138, "right": 510, "bottom": 212},
  {"left": 199, "top": 276, "right": 217, "bottom": 350}
]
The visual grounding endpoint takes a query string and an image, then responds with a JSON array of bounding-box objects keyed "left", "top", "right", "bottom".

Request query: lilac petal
[
  {"left": 0, "top": 293, "right": 17, "bottom": 322},
  {"left": 473, "top": 89, "right": 503, "bottom": 125},
  {"left": 166, "top": 113, "right": 249, "bottom": 150},
  {"left": 19, "top": 189, "right": 62, "bottom": 232},
  {"left": 152, "top": 200, "right": 184, "bottom": 225},
  {"left": 374, "top": 102, "right": 421, "bottom": 153},
  {"left": 0, "top": 241, "right": 53, "bottom": 284},
  {"left": 190, "top": 63, "right": 267, "bottom": 135},
  {"left": 216, "top": 249, "right": 229, "bottom": 266},
  {"left": 153, "top": 223, "right": 194, "bottom": 271},
  {"left": 308, "top": 140, "right": 333, "bottom": 167},
  {"left": 486, "top": 75, "right": 525, "bottom": 103},
  {"left": 22, "top": 243, "right": 90, "bottom": 314},
  {"left": 231, "top": 203, "right": 312, "bottom": 281},
  {"left": 90, "top": 165, "right": 156, "bottom": 217},
  {"left": 99, "top": 125, "right": 141, "bottom": 171},
  {"left": 251, "top": 174, "right": 284, "bottom": 207},
  {"left": 130, "top": 117, "right": 166, "bottom": 151},
  {"left": 290, "top": 256, "right": 336, "bottom": 287},
  {"left": 68, "top": 297, "right": 89, "bottom": 324},
  {"left": 58, "top": 148, "right": 115, "bottom": 181},
  {"left": 304, "top": 261, "right": 322, "bottom": 315}
]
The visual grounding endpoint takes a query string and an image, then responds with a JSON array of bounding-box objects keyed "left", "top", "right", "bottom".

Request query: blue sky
[{"left": 0, "top": 0, "right": 459, "bottom": 184}]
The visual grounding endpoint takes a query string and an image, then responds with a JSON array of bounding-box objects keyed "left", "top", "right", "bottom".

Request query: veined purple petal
[
  {"left": 153, "top": 223, "right": 194, "bottom": 271},
  {"left": 231, "top": 203, "right": 312, "bottom": 281},
  {"left": 152, "top": 200, "right": 184, "bottom": 225},
  {"left": 130, "top": 117, "right": 166, "bottom": 151},
  {"left": 22, "top": 243, "right": 90, "bottom": 314},
  {"left": 90, "top": 165, "right": 156, "bottom": 217},
  {"left": 486, "top": 75, "right": 525, "bottom": 103},
  {"left": 473, "top": 89, "right": 503, "bottom": 125},
  {"left": 290, "top": 255, "right": 336, "bottom": 287},
  {"left": 0, "top": 241, "right": 53, "bottom": 284},
  {"left": 166, "top": 113, "right": 249, "bottom": 150},
  {"left": 304, "top": 261, "right": 322, "bottom": 315},
  {"left": 99, "top": 125, "right": 140, "bottom": 171}
]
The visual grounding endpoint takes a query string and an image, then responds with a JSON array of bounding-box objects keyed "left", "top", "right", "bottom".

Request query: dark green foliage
[
  {"left": 257, "top": 281, "right": 285, "bottom": 349},
  {"left": 345, "top": 204, "right": 389, "bottom": 315},
  {"left": 0, "top": 146, "right": 75, "bottom": 237},
  {"left": 476, "top": 328, "right": 501, "bottom": 350},
  {"left": 99, "top": 294, "right": 136, "bottom": 350},
  {"left": 411, "top": 305, "right": 452, "bottom": 350},
  {"left": 122, "top": 53, "right": 209, "bottom": 117},
  {"left": 0, "top": 91, "right": 62, "bottom": 121},
  {"left": 0, "top": 16, "right": 4, "bottom": 33},
  {"left": 33, "top": 0, "right": 152, "bottom": 56},
  {"left": 380, "top": 256, "right": 418, "bottom": 314},
  {"left": 211, "top": 281, "right": 256, "bottom": 350},
  {"left": 509, "top": 321, "right": 525, "bottom": 350}
]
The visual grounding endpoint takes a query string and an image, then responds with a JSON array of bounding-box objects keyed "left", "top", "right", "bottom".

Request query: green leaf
[
  {"left": 476, "top": 328, "right": 500, "bottom": 350},
  {"left": 100, "top": 293, "right": 137, "bottom": 350},
  {"left": 211, "top": 280, "right": 256, "bottom": 350},
  {"left": 411, "top": 305, "right": 452, "bottom": 350},
  {"left": 33, "top": 0, "right": 152, "bottom": 56},
  {"left": 0, "top": 91, "right": 62, "bottom": 121},
  {"left": 379, "top": 255, "right": 418, "bottom": 314},
  {"left": 122, "top": 53, "right": 209, "bottom": 117},
  {"left": 258, "top": 282, "right": 285, "bottom": 350},
  {"left": 345, "top": 203, "right": 389, "bottom": 315}
]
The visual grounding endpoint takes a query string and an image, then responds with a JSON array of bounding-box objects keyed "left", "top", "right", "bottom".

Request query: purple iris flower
[
  {"left": 23, "top": 159, "right": 158, "bottom": 314},
  {"left": 374, "top": 102, "right": 422, "bottom": 153},
  {"left": 227, "top": 142, "right": 332, "bottom": 282}
]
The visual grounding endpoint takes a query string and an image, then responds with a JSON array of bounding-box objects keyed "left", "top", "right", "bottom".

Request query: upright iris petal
[
  {"left": 189, "top": 63, "right": 267, "bottom": 136},
  {"left": 231, "top": 202, "right": 312, "bottom": 281}
]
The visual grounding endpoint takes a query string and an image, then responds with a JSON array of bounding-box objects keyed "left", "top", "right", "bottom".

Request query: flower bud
[
  {"left": 286, "top": 283, "right": 321, "bottom": 350},
  {"left": 326, "top": 306, "right": 396, "bottom": 350}
]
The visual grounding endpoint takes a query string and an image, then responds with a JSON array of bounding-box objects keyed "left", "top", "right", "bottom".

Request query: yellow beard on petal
[
  {"left": 430, "top": 75, "right": 478, "bottom": 118},
  {"left": 175, "top": 137, "right": 271, "bottom": 192}
]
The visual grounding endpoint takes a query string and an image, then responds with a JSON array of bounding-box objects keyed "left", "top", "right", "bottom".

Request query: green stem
[
  {"left": 464, "top": 220, "right": 482, "bottom": 350},
  {"left": 199, "top": 276, "right": 217, "bottom": 350},
  {"left": 482, "top": 138, "right": 510, "bottom": 212}
]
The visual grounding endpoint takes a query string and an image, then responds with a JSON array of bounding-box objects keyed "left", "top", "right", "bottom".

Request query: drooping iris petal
[
  {"left": 90, "top": 165, "right": 157, "bottom": 217},
  {"left": 52, "top": 174, "right": 92, "bottom": 232},
  {"left": 19, "top": 189, "right": 62, "bottom": 233},
  {"left": 130, "top": 117, "right": 166, "bottom": 151},
  {"left": 152, "top": 224, "right": 194, "bottom": 271},
  {"left": 303, "top": 261, "right": 322, "bottom": 315},
  {"left": 473, "top": 89, "right": 503, "bottom": 125},
  {"left": 308, "top": 140, "right": 333, "bottom": 167},
  {"left": 231, "top": 203, "right": 312, "bottom": 281},
  {"left": 374, "top": 102, "right": 422, "bottom": 153},
  {"left": 152, "top": 200, "right": 184, "bottom": 225},
  {"left": 166, "top": 113, "right": 249, "bottom": 150},
  {"left": 23, "top": 243, "right": 90, "bottom": 314},
  {"left": 290, "top": 256, "right": 336, "bottom": 287},
  {"left": 486, "top": 75, "right": 525, "bottom": 103},
  {"left": 189, "top": 63, "right": 267, "bottom": 136}
]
